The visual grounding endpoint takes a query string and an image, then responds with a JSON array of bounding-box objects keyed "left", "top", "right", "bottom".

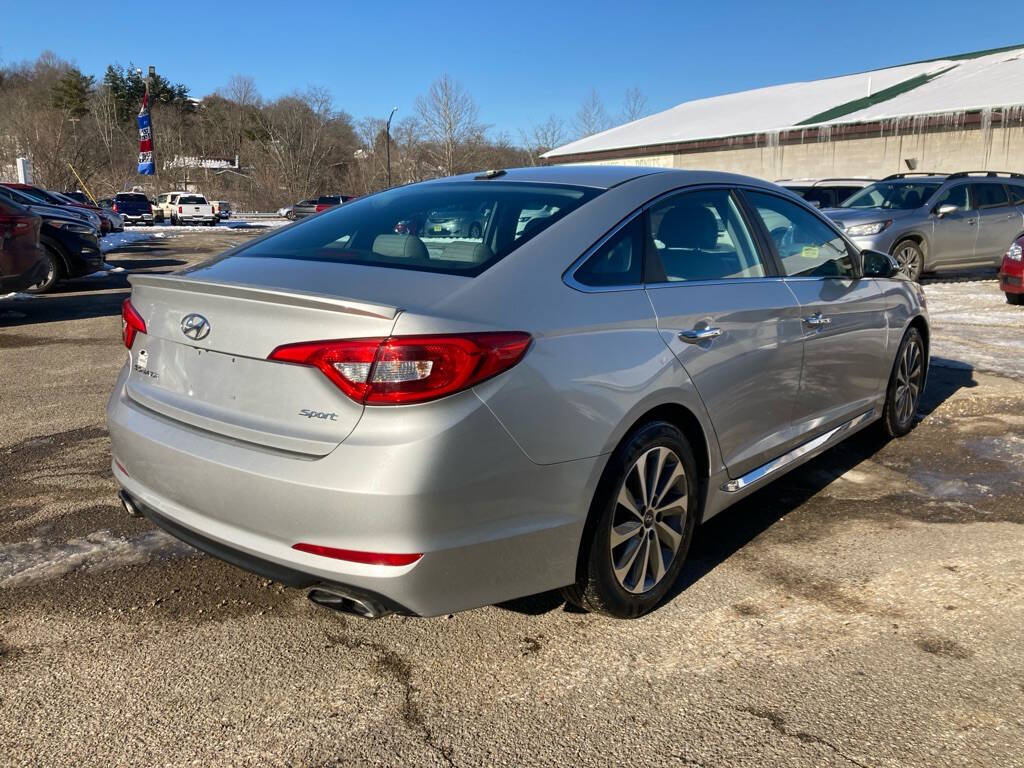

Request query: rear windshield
[
  {"left": 840, "top": 181, "right": 941, "bottom": 210},
  {"left": 240, "top": 182, "right": 601, "bottom": 276},
  {"left": 317, "top": 196, "right": 341, "bottom": 204},
  {"left": 179, "top": 195, "right": 207, "bottom": 204},
  {"left": 115, "top": 193, "right": 149, "bottom": 202}
]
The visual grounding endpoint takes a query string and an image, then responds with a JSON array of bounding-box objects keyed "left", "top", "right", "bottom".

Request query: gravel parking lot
[{"left": 1, "top": 229, "right": 1022, "bottom": 767}]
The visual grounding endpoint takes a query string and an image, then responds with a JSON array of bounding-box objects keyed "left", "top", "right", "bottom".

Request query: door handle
[
  {"left": 803, "top": 312, "right": 832, "bottom": 327},
  {"left": 678, "top": 327, "right": 723, "bottom": 343},
  {"left": 967, "top": 218, "right": 977, "bottom": 225}
]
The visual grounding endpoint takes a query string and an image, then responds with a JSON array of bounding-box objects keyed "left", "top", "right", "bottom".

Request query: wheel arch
[{"left": 38, "top": 234, "right": 71, "bottom": 275}]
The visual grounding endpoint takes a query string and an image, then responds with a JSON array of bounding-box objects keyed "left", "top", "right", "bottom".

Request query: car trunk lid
[{"left": 125, "top": 271, "right": 403, "bottom": 455}]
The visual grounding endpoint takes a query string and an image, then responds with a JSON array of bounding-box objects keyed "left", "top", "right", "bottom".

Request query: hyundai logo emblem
[{"left": 180, "top": 313, "right": 211, "bottom": 341}]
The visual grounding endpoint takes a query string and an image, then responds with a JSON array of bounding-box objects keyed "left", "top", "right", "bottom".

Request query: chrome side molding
[{"left": 721, "top": 409, "right": 874, "bottom": 493}]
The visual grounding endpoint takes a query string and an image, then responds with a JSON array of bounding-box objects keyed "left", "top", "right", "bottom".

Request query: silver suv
[{"left": 823, "top": 171, "right": 1024, "bottom": 280}]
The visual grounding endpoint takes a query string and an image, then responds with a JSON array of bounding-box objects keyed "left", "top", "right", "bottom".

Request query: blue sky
[{"left": 2, "top": 1, "right": 1022, "bottom": 138}]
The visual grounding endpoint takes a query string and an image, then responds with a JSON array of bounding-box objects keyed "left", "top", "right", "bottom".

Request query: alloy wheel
[
  {"left": 895, "top": 244, "right": 921, "bottom": 279},
  {"left": 894, "top": 338, "right": 923, "bottom": 426},
  {"left": 610, "top": 446, "right": 688, "bottom": 594}
]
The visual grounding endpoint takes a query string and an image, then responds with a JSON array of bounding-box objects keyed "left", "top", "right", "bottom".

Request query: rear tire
[
  {"left": 892, "top": 240, "right": 924, "bottom": 282},
  {"left": 25, "top": 243, "right": 63, "bottom": 294},
  {"left": 562, "top": 421, "right": 698, "bottom": 619},
  {"left": 881, "top": 327, "right": 925, "bottom": 438},
  {"left": 1006, "top": 292, "right": 1024, "bottom": 305}
]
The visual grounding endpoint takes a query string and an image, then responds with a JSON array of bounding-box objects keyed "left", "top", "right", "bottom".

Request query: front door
[
  {"left": 743, "top": 190, "right": 890, "bottom": 438},
  {"left": 930, "top": 183, "right": 979, "bottom": 268},
  {"left": 641, "top": 187, "right": 805, "bottom": 479}
]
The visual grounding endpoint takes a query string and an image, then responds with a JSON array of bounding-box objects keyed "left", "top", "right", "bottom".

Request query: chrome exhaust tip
[
  {"left": 118, "top": 490, "right": 143, "bottom": 518},
  {"left": 307, "top": 586, "right": 390, "bottom": 620}
]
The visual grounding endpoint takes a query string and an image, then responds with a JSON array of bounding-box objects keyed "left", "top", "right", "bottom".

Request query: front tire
[
  {"left": 562, "top": 421, "right": 698, "bottom": 618},
  {"left": 892, "top": 240, "right": 924, "bottom": 281},
  {"left": 881, "top": 327, "right": 925, "bottom": 438},
  {"left": 1006, "top": 292, "right": 1023, "bottom": 305}
]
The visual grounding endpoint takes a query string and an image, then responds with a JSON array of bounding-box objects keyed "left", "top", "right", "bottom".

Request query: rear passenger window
[
  {"left": 972, "top": 184, "right": 1009, "bottom": 208},
  {"left": 574, "top": 217, "right": 644, "bottom": 287},
  {"left": 645, "top": 188, "right": 764, "bottom": 282},
  {"left": 746, "top": 191, "right": 856, "bottom": 279}
]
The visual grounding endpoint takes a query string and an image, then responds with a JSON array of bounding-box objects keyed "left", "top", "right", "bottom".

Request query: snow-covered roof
[{"left": 545, "top": 46, "right": 1024, "bottom": 159}]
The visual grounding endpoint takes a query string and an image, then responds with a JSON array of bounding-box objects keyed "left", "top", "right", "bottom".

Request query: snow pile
[
  {"left": 0, "top": 529, "right": 195, "bottom": 589},
  {"left": 101, "top": 231, "right": 154, "bottom": 253},
  {"left": 923, "top": 278, "right": 1024, "bottom": 378}
]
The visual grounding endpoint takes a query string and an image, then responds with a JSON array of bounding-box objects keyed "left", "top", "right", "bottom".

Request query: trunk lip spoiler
[{"left": 128, "top": 273, "right": 400, "bottom": 320}]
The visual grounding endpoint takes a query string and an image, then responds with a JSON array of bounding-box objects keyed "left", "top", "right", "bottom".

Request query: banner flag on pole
[{"left": 137, "top": 90, "right": 155, "bottom": 175}]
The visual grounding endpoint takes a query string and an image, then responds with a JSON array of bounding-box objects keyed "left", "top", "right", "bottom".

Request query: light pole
[{"left": 385, "top": 106, "right": 398, "bottom": 189}]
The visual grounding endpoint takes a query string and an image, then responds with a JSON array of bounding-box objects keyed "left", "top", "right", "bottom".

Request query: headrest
[
  {"left": 372, "top": 234, "right": 429, "bottom": 261},
  {"left": 657, "top": 204, "right": 718, "bottom": 250}
]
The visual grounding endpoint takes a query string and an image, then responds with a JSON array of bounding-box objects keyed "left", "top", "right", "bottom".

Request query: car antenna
[{"left": 474, "top": 169, "right": 506, "bottom": 180}]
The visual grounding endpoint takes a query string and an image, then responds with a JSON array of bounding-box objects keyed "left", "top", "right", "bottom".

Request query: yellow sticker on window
[{"left": 801, "top": 246, "right": 820, "bottom": 259}]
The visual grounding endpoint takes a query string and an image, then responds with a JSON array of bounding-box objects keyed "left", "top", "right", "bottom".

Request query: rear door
[
  {"left": 642, "top": 186, "right": 805, "bottom": 478},
  {"left": 743, "top": 189, "right": 889, "bottom": 438},
  {"left": 930, "top": 182, "right": 979, "bottom": 267},
  {"left": 972, "top": 183, "right": 1021, "bottom": 265}
]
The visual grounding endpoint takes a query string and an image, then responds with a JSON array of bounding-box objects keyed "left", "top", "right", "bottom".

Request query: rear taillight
[
  {"left": 148, "top": 204, "right": 154, "bottom": 214},
  {"left": 112, "top": 203, "right": 118, "bottom": 213},
  {"left": 314, "top": 204, "right": 327, "bottom": 212},
  {"left": 178, "top": 205, "right": 183, "bottom": 214},
  {"left": 0, "top": 214, "right": 32, "bottom": 237},
  {"left": 268, "top": 332, "right": 532, "bottom": 405},
  {"left": 121, "top": 298, "right": 146, "bottom": 349},
  {"left": 291, "top": 542, "right": 421, "bottom": 566}
]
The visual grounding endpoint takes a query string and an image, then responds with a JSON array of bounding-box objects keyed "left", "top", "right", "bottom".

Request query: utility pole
[{"left": 386, "top": 106, "right": 398, "bottom": 189}]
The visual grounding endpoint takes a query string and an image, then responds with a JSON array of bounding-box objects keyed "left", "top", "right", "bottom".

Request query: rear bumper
[
  {"left": 0, "top": 253, "right": 47, "bottom": 293},
  {"left": 106, "top": 365, "right": 599, "bottom": 616},
  {"left": 999, "top": 257, "right": 1023, "bottom": 293},
  {"left": 123, "top": 214, "right": 154, "bottom": 223}
]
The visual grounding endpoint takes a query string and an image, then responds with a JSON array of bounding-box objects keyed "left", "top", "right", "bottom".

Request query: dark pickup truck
[{"left": 105, "top": 193, "right": 154, "bottom": 225}]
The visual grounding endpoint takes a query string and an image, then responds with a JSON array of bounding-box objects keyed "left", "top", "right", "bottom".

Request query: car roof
[
  {"left": 777, "top": 178, "right": 875, "bottom": 187},
  {"left": 428, "top": 165, "right": 808, "bottom": 192}
]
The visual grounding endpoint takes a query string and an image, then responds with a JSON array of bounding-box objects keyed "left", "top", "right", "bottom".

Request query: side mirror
[
  {"left": 861, "top": 248, "right": 900, "bottom": 278},
  {"left": 935, "top": 204, "right": 958, "bottom": 218}
]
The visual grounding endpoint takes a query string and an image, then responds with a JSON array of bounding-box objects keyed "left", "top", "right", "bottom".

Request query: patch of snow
[
  {"left": 101, "top": 231, "right": 154, "bottom": 253},
  {"left": 923, "top": 278, "right": 1024, "bottom": 379},
  {"left": 0, "top": 530, "right": 195, "bottom": 589}
]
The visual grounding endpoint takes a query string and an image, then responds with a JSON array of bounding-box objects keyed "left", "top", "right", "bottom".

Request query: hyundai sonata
[{"left": 108, "top": 166, "right": 928, "bottom": 619}]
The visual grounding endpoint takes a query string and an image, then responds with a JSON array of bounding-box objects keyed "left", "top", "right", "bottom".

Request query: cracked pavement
[{"left": 1, "top": 230, "right": 1022, "bottom": 766}]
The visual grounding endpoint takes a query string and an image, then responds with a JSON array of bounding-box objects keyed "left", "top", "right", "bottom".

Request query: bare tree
[
  {"left": 415, "top": 74, "right": 485, "bottom": 176},
  {"left": 573, "top": 89, "right": 611, "bottom": 139},
  {"left": 520, "top": 114, "right": 567, "bottom": 165},
  {"left": 621, "top": 86, "right": 649, "bottom": 123}
]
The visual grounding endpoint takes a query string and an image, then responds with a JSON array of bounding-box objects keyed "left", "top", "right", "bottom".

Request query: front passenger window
[
  {"left": 746, "top": 191, "right": 856, "bottom": 279},
  {"left": 933, "top": 184, "right": 970, "bottom": 211}
]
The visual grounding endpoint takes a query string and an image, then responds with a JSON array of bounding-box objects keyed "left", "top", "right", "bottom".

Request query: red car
[
  {"left": 1000, "top": 235, "right": 1024, "bottom": 305},
  {"left": 0, "top": 197, "right": 44, "bottom": 293}
]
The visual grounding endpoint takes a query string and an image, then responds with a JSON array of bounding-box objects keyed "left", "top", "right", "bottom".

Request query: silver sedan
[{"left": 107, "top": 166, "right": 928, "bottom": 619}]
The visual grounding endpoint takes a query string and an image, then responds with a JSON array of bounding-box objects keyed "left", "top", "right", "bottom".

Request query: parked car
[
  {"left": 0, "top": 187, "right": 103, "bottom": 293},
  {"left": 290, "top": 199, "right": 319, "bottom": 219},
  {"left": 422, "top": 202, "right": 492, "bottom": 238},
  {"left": 313, "top": 195, "right": 355, "bottom": 214},
  {"left": 154, "top": 192, "right": 189, "bottom": 223},
  {"left": 109, "top": 166, "right": 928, "bottom": 620},
  {"left": 822, "top": 171, "right": 1024, "bottom": 280},
  {"left": 108, "top": 193, "right": 154, "bottom": 226},
  {"left": 52, "top": 190, "right": 122, "bottom": 233},
  {"left": 278, "top": 205, "right": 293, "bottom": 219},
  {"left": 0, "top": 183, "right": 105, "bottom": 234},
  {"left": 776, "top": 178, "right": 875, "bottom": 209},
  {"left": 0, "top": 197, "right": 45, "bottom": 293},
  {"left": 172, "top": 194, "right": 217, "bottom": 226},
  {"left": 0, "top": 185, "right": 99, "bottom": 235},
  {"left": 211, "top": 200, "right": 232, "bottom": 220},
  {"left": 1000, "top": 235, "right": 1024, "bottom": 305}
]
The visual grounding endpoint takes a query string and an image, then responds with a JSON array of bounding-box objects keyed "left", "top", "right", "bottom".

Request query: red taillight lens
[
  {"left": 268, "top": 332, "right": 532, "bottom": 405},
  {"left": 314, "top": 203, "right": 327, "bottom": 212},
  {"left": 291, "top": 542, "right": 421, "bottom": 566},
  {"left": 121, "top": 298, "right": 146, "bottom": 349},
  {"left": 178, "top": 205, "right": 183, "bottom": 213},
  {"left": 112, "top": 203, "right": 118, "bottom": 212}
]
